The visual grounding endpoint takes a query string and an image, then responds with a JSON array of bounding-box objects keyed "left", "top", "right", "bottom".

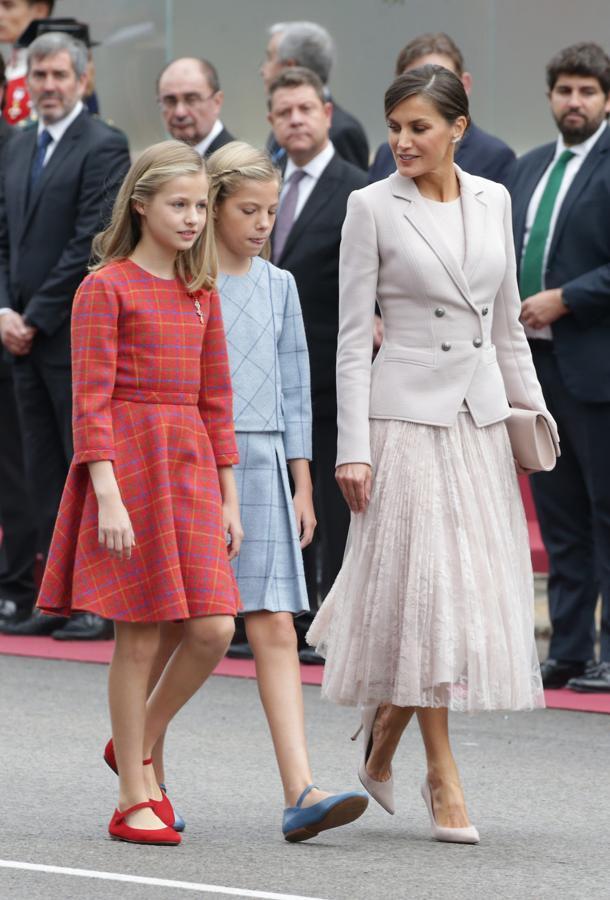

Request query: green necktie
[{"left": 519, "top": 149, "right": 575, "bottom": 299}]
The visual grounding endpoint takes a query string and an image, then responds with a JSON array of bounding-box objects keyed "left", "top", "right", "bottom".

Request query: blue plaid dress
[{"left": 218, "top": 257, "right": 312, "bottom": 614}]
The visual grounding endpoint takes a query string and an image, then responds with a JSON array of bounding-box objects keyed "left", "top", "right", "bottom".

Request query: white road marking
[{"left": 0, "top": 860, "right": 331, "bottom": 900}]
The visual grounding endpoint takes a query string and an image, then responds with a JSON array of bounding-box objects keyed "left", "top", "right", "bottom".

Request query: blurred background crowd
[{"left": 0, "top": 0, "right": 609, "bottom": 695}]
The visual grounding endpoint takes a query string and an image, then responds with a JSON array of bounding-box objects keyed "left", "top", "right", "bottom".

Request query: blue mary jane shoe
[
  {"left": 159, "top": 783, "right": 186, "bottom": 832},
  {"left": 282, "top": 784, "right": 369, "bottom": 843}
]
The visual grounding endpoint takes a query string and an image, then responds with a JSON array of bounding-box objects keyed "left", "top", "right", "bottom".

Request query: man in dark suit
[
  {"left": 369, "top": 33, "right": 515, "bottom": 185},
  {"left": 0, "top": 31, "right": 130, "bottom": 638},
  {"left": 158, "top": 57, "right": 234, "bottom": 157},
  {"left": 0, "top": 51, "right": 38, "bottom": 628},
  {"left": 509, "top": 42, "right": 610, "bottom": 693},
  {"left": 261, "top": 21, "right": 369, "bottom": 170},
  {"left": 269, "top": 67, "right": 367, "bottom": 661}
]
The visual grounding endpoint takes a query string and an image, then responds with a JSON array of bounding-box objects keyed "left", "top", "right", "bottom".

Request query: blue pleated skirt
[{"left": 232, "top": 432, "right": 309, "bottom": 615}]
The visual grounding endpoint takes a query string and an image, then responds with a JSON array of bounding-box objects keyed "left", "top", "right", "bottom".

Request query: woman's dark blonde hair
[
  {"left": 206, "top": 141, "right": 281, "bottom": 261},
  {"left": 91, "top": 140, "right": 216, "bottom": 291}
]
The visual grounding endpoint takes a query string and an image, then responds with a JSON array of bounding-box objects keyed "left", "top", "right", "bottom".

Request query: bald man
[{"left": 157, "top": 56, "right": 234, "bottom": 156}]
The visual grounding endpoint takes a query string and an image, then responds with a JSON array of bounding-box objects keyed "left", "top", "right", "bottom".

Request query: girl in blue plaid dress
[{"left": 205, "top": 142, "right": 368, "bottom": 841}]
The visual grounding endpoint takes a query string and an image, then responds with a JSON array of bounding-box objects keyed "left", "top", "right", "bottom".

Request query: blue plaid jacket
[{"left": 218, "top": 256, "right": 312, "bottom": 460}]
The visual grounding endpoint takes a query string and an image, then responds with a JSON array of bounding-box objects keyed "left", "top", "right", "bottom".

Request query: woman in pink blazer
[{"left": 307, "top": 66, "right": 558, "bottom": 844}]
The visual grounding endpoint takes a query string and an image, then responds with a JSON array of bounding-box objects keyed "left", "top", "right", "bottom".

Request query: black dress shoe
[
  {"left": 298, "top": 647, "right": 325, "bottom": 665},
  {"left": 0, "top": 609, "right": 68, "bottom": 635},
  {"left": 0, "top": 598, "right": 33, "bottom": 628},
  {"left": 566, "top": 661, "right": 610, "bottom": 693},
  {"left": 540, "top": 657, "right": 591, "bottom": 688},
  {"left": 52, "top": 613, "right": 114, "bottom": 641},
  {"left": 226, "top": 641, "right": 254, "bottom": 660}
]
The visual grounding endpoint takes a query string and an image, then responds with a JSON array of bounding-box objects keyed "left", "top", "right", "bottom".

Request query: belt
[{"left": 112, "top": 389, "right": 198, "bottom": 406}]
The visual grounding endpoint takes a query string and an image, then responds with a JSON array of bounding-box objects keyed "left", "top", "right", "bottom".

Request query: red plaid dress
[{"left": 37, "top": 259, "right": 240, "bottom": 622}]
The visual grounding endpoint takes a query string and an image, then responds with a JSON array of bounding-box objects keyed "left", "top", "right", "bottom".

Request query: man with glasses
[{"left": 157, "top": 57, "right": 234, "bottom": 156}]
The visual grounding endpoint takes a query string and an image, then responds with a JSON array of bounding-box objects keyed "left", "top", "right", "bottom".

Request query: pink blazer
[{"left": 336, "top": 166, "right": 558, "bottom": 466}]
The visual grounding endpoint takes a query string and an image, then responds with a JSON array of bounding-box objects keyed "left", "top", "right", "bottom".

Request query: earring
[{"left": 451, "top": 136, "right": 461, "bottom": 144}]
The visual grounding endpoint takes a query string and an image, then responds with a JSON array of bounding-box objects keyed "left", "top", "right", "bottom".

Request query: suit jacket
[
  {"left": 0, "top": 118, "right": 16, "bottom": 377},
  {"left": 508, "top": 126, "right": 610, "bottom": 403},
  {"left": 205, "top": 125, "right": 235, "bottom": 157},
  {"left": 368, "top": 122, "right": 516, "bottom": 186},
  {"left": 271, "top": 151, "right": 367, "bottom": 418},
  {"left": 329, "top": 102, "right": 369, "bottom": 171},
  {"left": 267, "top": 100, "right": 369, "bottom": 171},
  {"left": 0, "top": 109, "right": 130, "bottom": 364},
  {"left": 336, "top": 167, "right": 555, "bottom": 467},
  {"left": 0, "top": 117, "right": 14, "bottom": 155}
]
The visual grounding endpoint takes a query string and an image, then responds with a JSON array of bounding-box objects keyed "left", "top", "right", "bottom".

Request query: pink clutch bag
[{"left": 506, "top": 409, "right": 558, "bottom": 473}]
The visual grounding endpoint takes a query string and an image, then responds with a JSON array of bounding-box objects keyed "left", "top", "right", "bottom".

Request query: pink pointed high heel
[{"left": 421, "top": 778, "right": 480, "bottom": 844}]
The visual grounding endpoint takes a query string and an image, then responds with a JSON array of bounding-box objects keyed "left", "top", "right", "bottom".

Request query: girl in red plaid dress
[{"left": 37, "top": 141, "right": 243, "bottom": 845}]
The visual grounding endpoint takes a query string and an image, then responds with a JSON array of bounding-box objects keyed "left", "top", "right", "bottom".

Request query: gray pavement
[{"left": 0, "top": 654, "right": 608, "bottom": 900}]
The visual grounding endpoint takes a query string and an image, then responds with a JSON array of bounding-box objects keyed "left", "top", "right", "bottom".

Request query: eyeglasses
[{"left": 158, "top": 92, "right": 217, "bottom": 111}]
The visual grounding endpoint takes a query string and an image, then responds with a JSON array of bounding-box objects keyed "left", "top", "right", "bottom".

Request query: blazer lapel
[
  {"left": 547, "top": 127, "right": 610, "bottom": 262},
  {"left": 14, "top": 129, "right": 38, "bottom": 239},
  {"left": 277, "top": 154, "right": 341, "bottom": 264},
  {"left": 458, "top": 167, "right": 487, "bottom": 285},
  {"left": 512, "top": 146, "right": 554, "bottom": 263},
  {"left": 22, "top": 111, "right": 87, "bottom": 231},
  {"left": 391, "top": 169, "right": 477, "bottom": 311}
]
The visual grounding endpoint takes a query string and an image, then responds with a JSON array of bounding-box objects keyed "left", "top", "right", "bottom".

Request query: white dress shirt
[
  {"left": 522, "top": 119, "right": 607, "bottom": 339},
  {"left": 39, "top": 99, "right": 84, "bottom": 166},
  {"left": 194, "top": 119, "right": 224, "bottom": 157},
  {"left": 280, "top": 141, "right": 335, "bottom": 221}
]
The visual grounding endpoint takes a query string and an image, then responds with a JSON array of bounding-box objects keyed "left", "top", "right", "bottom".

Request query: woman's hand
[
  {"left": 97, "top": 494, "right": 136, "bottom": 560},
  {"left": 287, "top": 458, "right": 316, "bottom": 548},
  {"left": 293, "top": 490, "right": 317, "bottom": 548},
  {"left": 217, "top": 466, "right": 243, "bottom": 560},
  {"left": 223, "top": 499, "right": 243, "bottom": 561},
  {"left": 87, "top": 460, "right": 135, "bottom": 560},
  {"left": 336, "top": 463, "right": 373, "bottom": 514}
]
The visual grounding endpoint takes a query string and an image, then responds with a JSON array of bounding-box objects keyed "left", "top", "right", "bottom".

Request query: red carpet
[
  {"left": 0, "top": 634, "right": 326, "bottom": 686},
  {"left": 1, "top": 634, "right": 608, "bottom": 712}
]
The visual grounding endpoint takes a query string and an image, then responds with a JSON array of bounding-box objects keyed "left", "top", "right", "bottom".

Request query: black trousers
[
  {"left": 12, "top": 353, "right": 73, "bottom": 556},
  {"left": 530, "top": 345, "right": 610, "bottom": 662},
  {"left": 295, "top": 415, "right": 350, "bottom": 648},
  {"left": 0, "top": 367, "right": 37, "bottom": 611}
]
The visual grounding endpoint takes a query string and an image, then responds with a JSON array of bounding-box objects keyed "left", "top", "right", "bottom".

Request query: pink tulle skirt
[{"left": 307, "top": 414, "right": 544, "bottom": 712}]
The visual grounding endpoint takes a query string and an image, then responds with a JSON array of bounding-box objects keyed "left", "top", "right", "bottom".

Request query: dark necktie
[
  {"left": 272, "top": 169, "right": 306, "bottom": 264},
  {"left": 30, "top": 129, "right": 54, "bottom": 189},
  {"left": 519, "top": 149, "right": 575, "bottom": 299}
]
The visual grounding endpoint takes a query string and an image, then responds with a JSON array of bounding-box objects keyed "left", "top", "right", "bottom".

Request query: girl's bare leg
[
  {"left": 416, "top": 707, "right": 471, "bottom": 828},
  {"left": 142, "top": 615, "right": 234, "bottom": 798},
  {"left": 147, "top": 622, "right": 183, "bottom": 784},
  {"left": 108, "top": 621, "right": 166, "bottom": 828},
  {"left": 246, "top": 611, "right": 330, "bottom": 808}
]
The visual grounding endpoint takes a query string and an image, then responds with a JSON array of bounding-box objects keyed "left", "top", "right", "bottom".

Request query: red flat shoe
[
  {"left": 103, "top": 738, "right": 152, "bottom": 774},
  {"left": 108, "top": 801, "right": 181, "bottom": 845},
  {"left": 104, "top": 738, "right": 118, "bottom": 774},
  {"left": 151, "top": 788, "right": 176, "bottom": 827}
]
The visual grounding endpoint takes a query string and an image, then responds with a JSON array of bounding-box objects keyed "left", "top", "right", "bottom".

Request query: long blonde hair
[
  {"left": 206, "top": 141, "right": 281, "bottom": 261},
  {"left": 91, "top": 140, "right": 216, "bottom": 291}
]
